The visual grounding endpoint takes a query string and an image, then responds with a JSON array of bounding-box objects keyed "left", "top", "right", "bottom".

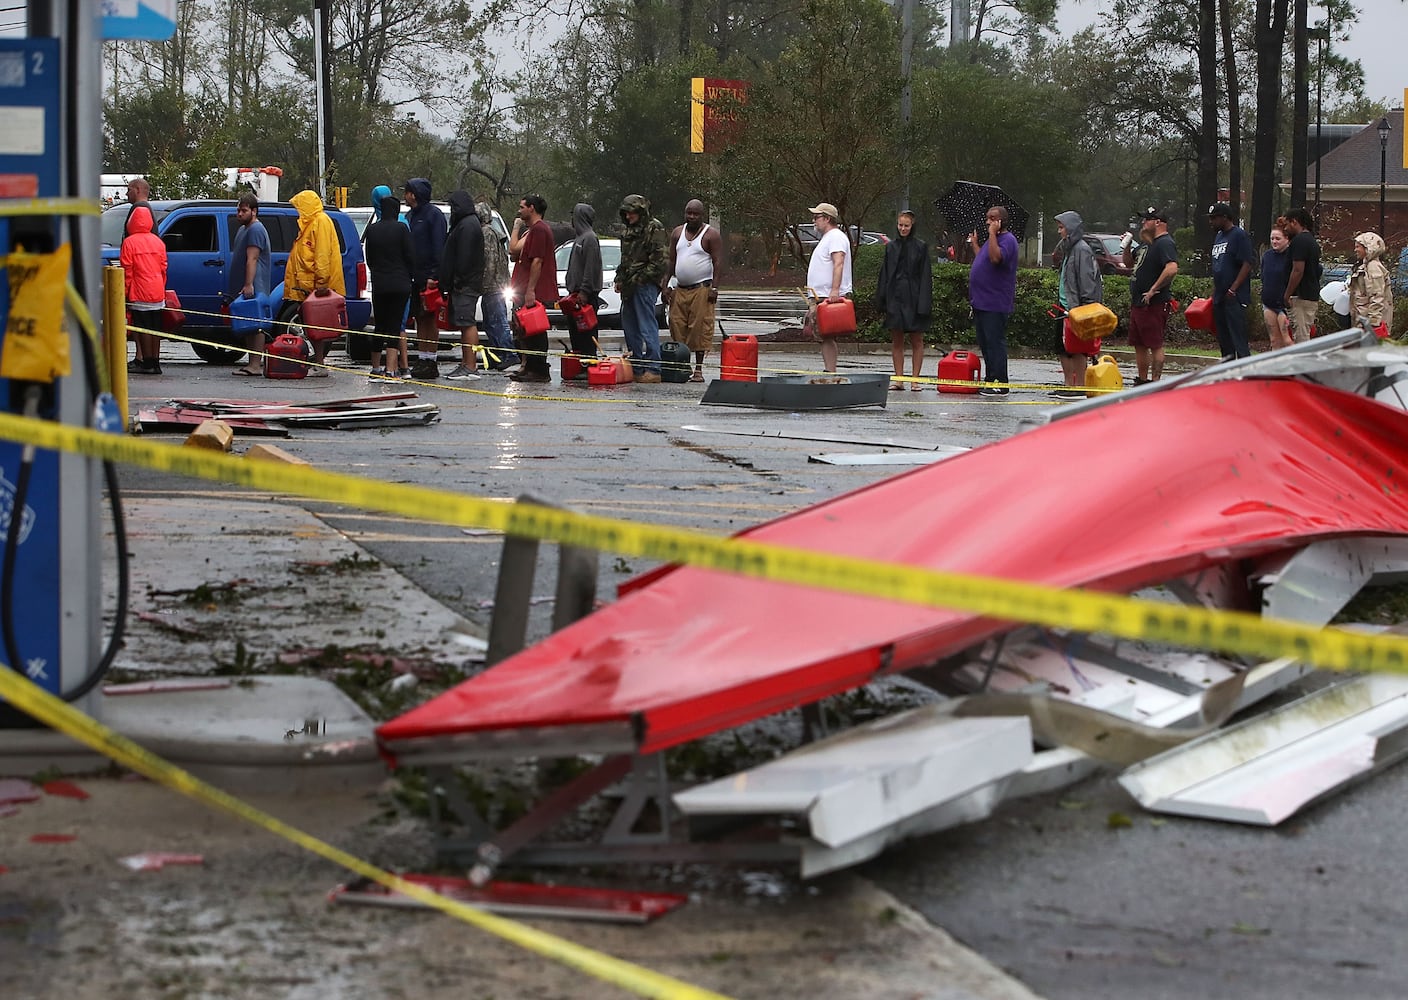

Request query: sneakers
[
  {"left": 397, "top": 368, "right": 412, "bottom": 379},
  {"left": 489, "top": 358, "right": 521, "bottom": 373},
  {"left": 978, "top": 385, "right": 1009, "bottom": 397},
  {"left": 445, "top": 364, "right": 482, "bottom": 381},
  {"left": 1048, "top": 387, "right": 1085, "bottom": 399},
  {"left": 634, "top": 371, "right": 662, "bottom": 384},
  {"left": 368, "top": 367, "right": 387, "bottom": 379},
  {"left": 509, "top": 369, "right": 551, "bottom": 383},
  {"left": 409, "top": 359, "right": 440, "bottom": 380}
]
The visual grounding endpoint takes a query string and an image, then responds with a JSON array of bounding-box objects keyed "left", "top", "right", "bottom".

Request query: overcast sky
[{"left": 1058, "top": 1, "right": 1405, "bottom": 109}]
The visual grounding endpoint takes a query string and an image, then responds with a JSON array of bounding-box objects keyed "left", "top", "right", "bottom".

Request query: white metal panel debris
[
  {"left": 1118, "top": 674, "right": 1408, "bottom": 825},
  {"left": 674, "top": 708, "right": 1032, "bottom": 850}
]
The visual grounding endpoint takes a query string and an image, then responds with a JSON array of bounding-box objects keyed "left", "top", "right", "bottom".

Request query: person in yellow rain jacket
[{"left": 281, "top": 190, "right": 346, "bottom": 374}]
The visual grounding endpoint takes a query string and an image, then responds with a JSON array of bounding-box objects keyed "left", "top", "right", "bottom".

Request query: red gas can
[
  {"left": 721, "top": 334, "right": 758, "bottom": 382},
  {"left": 516, "top": 302, "right": 550, "bottom": 335},
  {"left": 588, "top": 357, "right": 633, "bottom": 386},
  {"left": 300, "top": 290, "right": 347, "bottom": 343},
  {"left": 815, "top": 298, "right": 856, "bottom": 337},
  {"left": 937, "top": 349, "right": 982, "bottom": 394},
  {"left": 265, "top": 333, "right": 311, "bottom": 379},
  {"left": 561, "top": 354, "right": 593, "bottom": 381}
]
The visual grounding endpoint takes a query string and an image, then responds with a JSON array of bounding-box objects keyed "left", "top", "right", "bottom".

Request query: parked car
[
  {"left": 785, "top": 222, "right": 886, "bottom": 257},
  {"left": 343, "top": 206, "right": 374, "bottom": 238},
  {"left": 547, "top": 237, "right": 665, "bottom": 329},
  {"left": 1049, "top": 233, "right": 1135, "bottom": 277},
  {"left": 100, "top": 199, "right": 371, "bottom": 364}
]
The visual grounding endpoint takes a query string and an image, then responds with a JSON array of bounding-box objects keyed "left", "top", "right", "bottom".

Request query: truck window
[
  {"left": 162, "top": 214, "right": 218, "bottom": 254},
  {"left": 226, "top": 213, "right": 297, "bottom": 254}
]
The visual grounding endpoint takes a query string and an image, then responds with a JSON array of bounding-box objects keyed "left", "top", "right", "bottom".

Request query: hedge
[{"left": 852, "top": 244, "right": 1399, "bottom": 350}]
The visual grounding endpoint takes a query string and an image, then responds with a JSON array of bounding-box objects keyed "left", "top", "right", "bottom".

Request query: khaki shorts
[
  {"left": 1287, "top": 298, "right": 1318, "bottom": 343},
  {"left": 668, "top": 283, "right": 716, "bottom": 352}
]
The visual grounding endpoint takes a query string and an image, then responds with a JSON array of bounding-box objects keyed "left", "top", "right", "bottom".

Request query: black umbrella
[{"left": 934, "top": 181, "right": 1030, "bottom": 243}]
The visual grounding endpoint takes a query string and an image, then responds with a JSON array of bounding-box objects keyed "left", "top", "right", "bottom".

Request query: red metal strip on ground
[
  {"left": 379, "top": 380, "right": 1408, "bottom": 756},
  {"left": 328, "top": 874, "right": 688, "bottom": 923}
]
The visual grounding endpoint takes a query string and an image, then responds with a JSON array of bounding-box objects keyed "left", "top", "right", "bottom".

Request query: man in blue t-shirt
[
  {"left": 229, "top": 192, "right": 272, "bottom": 376},
  {"left": 1208, "top": 202, "right": 1255, "bottom": 360}
]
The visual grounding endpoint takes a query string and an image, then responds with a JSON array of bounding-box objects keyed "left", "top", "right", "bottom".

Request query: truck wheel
[{"left": 191, "top": 341, "right": 245, "bottom": 365}]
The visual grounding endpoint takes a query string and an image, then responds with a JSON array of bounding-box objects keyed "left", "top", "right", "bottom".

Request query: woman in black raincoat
[{"left": 874, "top": 210, "right": 933, "bottom": 390}]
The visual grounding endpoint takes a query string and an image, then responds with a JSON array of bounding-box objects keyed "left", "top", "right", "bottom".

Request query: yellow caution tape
[
  {"left": 1, "top": 409, "right": 1407, "bottom": 674},
  {"left": 0, "top": 196, "right": 101, "bottom": 217},
  {"left": 0, "top": 662, "right": 731, "bottom": 1000}
]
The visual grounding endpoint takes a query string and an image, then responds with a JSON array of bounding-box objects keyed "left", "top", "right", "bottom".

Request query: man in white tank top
[
  {"left": 663, "top": 199, "right": 725, "bottom": 382},
  {"left": 806, "top": 202, "right": 853, "bottom": 373}
]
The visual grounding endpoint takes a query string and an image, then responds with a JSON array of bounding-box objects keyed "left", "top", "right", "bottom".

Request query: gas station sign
[
  {"left": 690, "top": 78, "right": 749, "bottom": 154},
  {"left": 101, "top": 0, "right": 177, "bottom": 41}
]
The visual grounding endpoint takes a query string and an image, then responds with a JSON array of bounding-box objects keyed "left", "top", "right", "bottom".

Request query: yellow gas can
[
  {"left": 1084, "top": 354, "right": 1124, "bottom": 398},
  {"left": 1067, "top": 302, "right": 1118, "bottom": 341}
]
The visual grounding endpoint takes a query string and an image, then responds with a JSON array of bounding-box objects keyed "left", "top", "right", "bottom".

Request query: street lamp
[
  {"left": 1309, "top": 25, "right": 1330, "bottom": 222},
  {"left": 1379, "top": 116, "right": 1391, "bottom": 237}
]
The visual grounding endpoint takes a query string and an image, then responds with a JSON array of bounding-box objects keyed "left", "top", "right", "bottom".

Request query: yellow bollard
[{"left": 103, "top": 263, "right": 128, "bottom": 429}]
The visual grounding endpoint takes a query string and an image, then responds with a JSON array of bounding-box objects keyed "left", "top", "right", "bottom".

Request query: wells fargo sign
[{"left": 690, "top": 77, "right": 749, "bottom": 154}]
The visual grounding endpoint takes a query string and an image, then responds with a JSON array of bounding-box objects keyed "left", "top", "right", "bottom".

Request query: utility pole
[
  {"left": 312, "top": 0, "right": 333, "bottom": 199},
  {"left": 901, "top": 0, "right": 913, "bottom": 210},
  {"left": 951, "top": 0, "right": 971, "bottom": 45}
]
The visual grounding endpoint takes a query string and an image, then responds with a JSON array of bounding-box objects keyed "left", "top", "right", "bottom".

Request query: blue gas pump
[
  {"left": 0, "top": 6, "right": 111, "bottom": 728},
  {"left": 0, "top": 38, "right": 65, "bottom": 705}
]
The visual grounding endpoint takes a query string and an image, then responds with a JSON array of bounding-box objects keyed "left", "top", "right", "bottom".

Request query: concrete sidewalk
[{"left": 0, "top": 494, "right": 1046, "bottom": 1000}]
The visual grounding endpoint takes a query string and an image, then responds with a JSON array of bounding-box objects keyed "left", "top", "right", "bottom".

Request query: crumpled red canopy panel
[{"left": 379, "top": 380, "right": 1408, "bottom": 758}]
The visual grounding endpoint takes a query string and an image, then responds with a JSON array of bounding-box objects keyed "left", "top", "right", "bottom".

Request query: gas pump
[{"left": 0, "top": 4, "right": 120, "bottom": 728}]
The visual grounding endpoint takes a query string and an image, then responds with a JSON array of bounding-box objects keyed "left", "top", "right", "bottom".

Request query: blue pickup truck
[{"left": 100, "top": 199, "right": 371, "bottom": 364}]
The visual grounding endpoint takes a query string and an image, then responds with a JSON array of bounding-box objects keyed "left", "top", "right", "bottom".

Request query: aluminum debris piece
[
  {"left": 680, "top": 423, "right": 947, "bottom": 450},
  {"left": 1254, "top": 537, "right": 1408, "bottom": 627},
  {"left": 700, "top": 372, "right": 890, "bottom": 410},
  {"left": 1119, "top": 674, "right": 1408, "bottom": 825},
  {"left": 0, "top": 779, "right": 41, "bottom": 805},
  {"left": 119, "top": 852, "right": 205, "bottom": 872},
  {"left": 675, "top": 708, "right": 1031, "bottom": 851},
  {"left": 807, "top": 449, "right": 966, "bottom": 466}
]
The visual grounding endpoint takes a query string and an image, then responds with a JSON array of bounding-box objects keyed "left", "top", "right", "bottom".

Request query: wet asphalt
[{"left": 112, "top": 337, "right": 1408, "bottom": 1000}]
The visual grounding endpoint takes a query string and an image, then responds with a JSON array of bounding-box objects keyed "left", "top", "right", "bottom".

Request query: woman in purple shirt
[{"left": 967, "top": 206, "right": 1020, "bottom": 396}]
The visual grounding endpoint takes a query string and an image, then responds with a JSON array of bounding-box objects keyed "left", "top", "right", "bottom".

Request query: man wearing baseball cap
[
  {"left": 1208, "top": 202, "right": 1255, "bottom": 360},
  {"left": 805, "top": 201, "right": 853, "bottom": 373},
  {"left": 1123, "top": 206, "right": 1179, "bottom": 383}
]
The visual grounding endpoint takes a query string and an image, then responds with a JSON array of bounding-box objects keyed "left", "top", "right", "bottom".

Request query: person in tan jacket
[{"left": 1349, "top": 230, "right": 1393, "bottom": 336}]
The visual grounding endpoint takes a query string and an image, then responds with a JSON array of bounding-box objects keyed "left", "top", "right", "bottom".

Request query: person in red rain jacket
[{"left": 121, "top": 202, "right": 168, "bottom": 375}]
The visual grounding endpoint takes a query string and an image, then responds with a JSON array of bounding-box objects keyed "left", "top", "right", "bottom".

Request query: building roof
[{"left": 1312, "top": 110, "right": 1408, "bottom": 186}]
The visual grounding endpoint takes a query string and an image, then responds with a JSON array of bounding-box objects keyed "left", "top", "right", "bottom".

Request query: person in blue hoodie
[
  {"left": 404, "top": 177, "right": 447, "bottom": 380},
  {"left": 370, "top": 184, "right": 394, "bottom": 224}
]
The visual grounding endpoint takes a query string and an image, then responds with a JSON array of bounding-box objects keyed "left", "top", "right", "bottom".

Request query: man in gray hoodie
[
  {"left": 1053, "top": 210, "right": 1103, "bottom": 398},
  {"left": 563, "top": 203, "right": 603, "bottom": 373}
]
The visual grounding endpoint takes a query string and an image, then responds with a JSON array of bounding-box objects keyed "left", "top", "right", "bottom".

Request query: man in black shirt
[
  {"left": 1282, "top": 207, "right": 1321, "bottom": 343},
  {"left": 1123, "top": 206, "right": 1179, "bottom": 383}
]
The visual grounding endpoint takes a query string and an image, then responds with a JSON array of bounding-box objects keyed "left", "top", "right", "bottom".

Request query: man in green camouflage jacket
[{"left": 614, "top": 193, "right": 667, "bottom": 382}]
